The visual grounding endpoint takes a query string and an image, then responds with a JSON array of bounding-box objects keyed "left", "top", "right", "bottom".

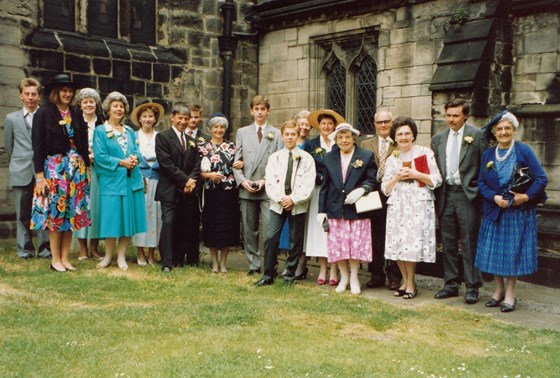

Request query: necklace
[{"left": 495, "top": 140, "right": 515, "bottom": 162}]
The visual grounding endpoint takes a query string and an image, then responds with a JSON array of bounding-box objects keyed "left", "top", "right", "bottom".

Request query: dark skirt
[{"left": 202, "top": 188, "right": 240, "bottom": 248}]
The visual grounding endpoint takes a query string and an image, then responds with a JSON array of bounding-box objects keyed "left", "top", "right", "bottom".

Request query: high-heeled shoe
[
  {"left": 295, "top": 266, "right": 308, "bottom": 280},
  {"left": 316, "top": 278, "right": 326, "bottom": 285},
  {"left": 403, "top": 288, "right": 418, "bottom": 299}
]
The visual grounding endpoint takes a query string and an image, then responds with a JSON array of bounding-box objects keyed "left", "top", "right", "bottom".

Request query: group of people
[{"left": 4, "top": 74, "right": 548, "bottom": 314}]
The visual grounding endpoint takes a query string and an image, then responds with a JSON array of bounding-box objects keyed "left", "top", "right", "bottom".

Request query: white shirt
[
  {"left": 445, "top": 125, "right": 464, "bottom": 185},
  {"left": 23, "top": 107, "right": 37, "bottom": 129}
]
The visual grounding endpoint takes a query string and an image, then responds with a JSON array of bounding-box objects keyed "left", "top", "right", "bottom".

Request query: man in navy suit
[
  {"left": 155, "top": 103, "right": 201, "bottom": 272},
  {"left": 431, "top": 99, "right": 487, "bottom": 304},
  {"left": 3, "top": 78, "right": 50, "bottom": 258}
]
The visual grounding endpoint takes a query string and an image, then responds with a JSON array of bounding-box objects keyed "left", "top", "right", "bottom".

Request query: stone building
[{"left": 1, "top": 0, "right": 559, "bottom": 284}]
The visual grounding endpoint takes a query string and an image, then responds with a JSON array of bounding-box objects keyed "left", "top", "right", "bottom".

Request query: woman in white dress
[
  {"left": 303, "top": 109, "right": 345, "bottom": 285},
  {"left": 382, "top": 116, "right": 442, "bottom": 299},
  {"left": 72, "top": 88, "right": 104, "bottom": 260},
  {"left": 130, "top": 102, "right": 164, "bottom": 265}
]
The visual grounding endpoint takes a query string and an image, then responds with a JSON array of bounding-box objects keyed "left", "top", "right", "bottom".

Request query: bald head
[{"left": 374, "top": 109, "right": 393, "bottom": 139}]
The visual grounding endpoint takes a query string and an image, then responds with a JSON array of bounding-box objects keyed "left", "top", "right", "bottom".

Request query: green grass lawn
[{"left": 1, "top": 250, "right": 559, "bottom": 378}]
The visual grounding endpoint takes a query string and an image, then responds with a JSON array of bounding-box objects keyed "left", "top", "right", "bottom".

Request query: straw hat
[
  {"left": 307, "top": 109, "right": 345, "bottom": 129},
  {"left": 130, "top": 101, "right": 165, "bottom": 127}
]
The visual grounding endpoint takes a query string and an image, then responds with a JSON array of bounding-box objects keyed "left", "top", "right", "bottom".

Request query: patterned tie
[
  {"left": 378, "top": 138, "right": 388, "bottom": 180},
  {"left": 449, "top": 132, "right": 459, "bottom": 174},
  {"left": 180, "top": 132, "right": 186, "bottom": 152},
  {"left": 284, "top": 151, "right": 293, "bottom": 195},
  {"left": 187, "top": 130, "right": 193, "bottom": 138},
  {"left": 257, "top": 126, "right": 263, "bottom": 143}
]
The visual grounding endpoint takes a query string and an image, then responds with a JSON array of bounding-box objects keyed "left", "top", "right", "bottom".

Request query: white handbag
[{"left": 355, "top": 191, "right": 382, "bottom": 213}]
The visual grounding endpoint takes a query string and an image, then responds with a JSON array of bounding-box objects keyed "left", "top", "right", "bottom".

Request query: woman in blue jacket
[
  {"left": 476, "top": 112, "right": 547, "bottom": 312},
  {"left": 93, "top": 92, "right": 147, "bottom": 271}
]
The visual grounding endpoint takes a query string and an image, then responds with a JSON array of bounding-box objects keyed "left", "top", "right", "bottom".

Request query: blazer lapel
[
  {"left": 331, "top": 151, "right": 344, "bottom": 188},
  {"left": 458, "top": 125, "right": 472, "bottom": 166},
  {"left": 17, "top": 110, "right": 32, "bottom": 143}
]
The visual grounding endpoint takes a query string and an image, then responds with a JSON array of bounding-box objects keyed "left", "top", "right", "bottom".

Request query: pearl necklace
[{"left": 495, "top": 140, "right": 514, "bottom": 162}]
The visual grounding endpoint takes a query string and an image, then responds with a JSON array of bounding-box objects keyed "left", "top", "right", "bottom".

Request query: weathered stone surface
[
  {"left": 132, "top": 62, "right": 152, "bottom": 80},
  {"left": 113, "top": 60, "right": 131, "bottom": 80},
  {"left": 24, "top": 30, "right": 60, "bottom": 49},
  {"left": 153, "top": 64, "right": 170, "bottom": 83},
  {"left": 525, "top": 30, "right": 558, "bottom": 54},
  {"left": 385, "top": 43, "right": 414, "bottom": 69},
  {"left": 93, "top": 59, "right": 111, "bottom": 76},
  {"left": 65, "top": 54, "right": 90, "bottom": 74}
]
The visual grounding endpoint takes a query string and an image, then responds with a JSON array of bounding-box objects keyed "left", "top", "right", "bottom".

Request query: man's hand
[
  {"left": 184, "top": 178, "right": 197, "bottom": 193},
  {"left": 280, "top": 196, "right": 294, "bottom": 211},
  {"left": 232, "top": 160, "right": 244, "bottom": 169}
]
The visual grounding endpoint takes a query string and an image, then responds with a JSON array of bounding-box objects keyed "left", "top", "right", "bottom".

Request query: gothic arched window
[
  {"left": 354, "top": 57, "right": 377, "bottom": 134},
  {"left": 327, "top": 60, "right": 346, "bottom": 119}
]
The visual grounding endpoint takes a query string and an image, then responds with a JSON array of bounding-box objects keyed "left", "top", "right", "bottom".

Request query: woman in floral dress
[
  {"left": 31, "top": 73, "right": 90, "bottom": 272},
  {"left": 130, "top": 102, "right": 164, "bottom": 266},
  {"left": 382, "top": 116, "right": 442, "bottom": 299},
  {"left": 198, "top": 113, "right": 242, "bottom": 273}
]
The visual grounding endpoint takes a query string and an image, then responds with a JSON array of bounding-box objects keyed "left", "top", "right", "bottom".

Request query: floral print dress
[{"left": 31, "top": 110, "right": 90, "bottom": 231}]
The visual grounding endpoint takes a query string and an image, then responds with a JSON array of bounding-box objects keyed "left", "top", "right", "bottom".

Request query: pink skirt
[{"left": 327, "top": 218, "right": 372, "bottom": 263}]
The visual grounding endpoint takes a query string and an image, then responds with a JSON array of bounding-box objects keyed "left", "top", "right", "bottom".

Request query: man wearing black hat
[{"left": 431, "top": 99, "right": 487, "bottom": 304}]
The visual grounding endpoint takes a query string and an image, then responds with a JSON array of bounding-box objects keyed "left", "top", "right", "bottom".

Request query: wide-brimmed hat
[
  {"left": 45, "top": 73, "right": 76, "bottom": 94},
  {"left": 130, "top": 101, "right": 165, "bottom": 127},
  {"left": 308, "top": 109, "right": 345, "bottom": 129},
  {"left": 329, "top": 122, "right": 361, "bottom": 141}
]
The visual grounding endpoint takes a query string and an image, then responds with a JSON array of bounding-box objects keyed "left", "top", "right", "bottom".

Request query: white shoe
[
  {"left": 335, "top": 281, "right": 348, "bottom": 293},
  {"left": 118, "top": 259, "right": 129, "bottom": 271},
  {"left": 350, "top": 279, "right": 361, "bottom": 295},
  {"left": 137, "top": 258, "right": 147, "bottom": 266}
]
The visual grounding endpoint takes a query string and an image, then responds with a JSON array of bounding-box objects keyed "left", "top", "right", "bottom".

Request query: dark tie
[
  {"left": 180, "top": 132, "right": 186, "bottom": 152},
  {"left": 257, "top": 127, "right": 263, "bottom": 143},
  {"left": 187, "top": 130, "right": 193, "bottom": 138},
  {"left": 284, "top": 151, "right": 293, "bottom": 195}
]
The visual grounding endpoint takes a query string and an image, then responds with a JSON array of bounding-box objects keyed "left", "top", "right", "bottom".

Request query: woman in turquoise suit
[
  {"left": 476, "top": 111, "right": 547, "bottom": 312},
  {"left": 93, "top": 92, "right": 147, "bottom": 271}
]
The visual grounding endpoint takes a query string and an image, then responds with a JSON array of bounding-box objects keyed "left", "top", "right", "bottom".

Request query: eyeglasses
[{"left": 375, "top": 120, "right": 392, "bottom": 125}]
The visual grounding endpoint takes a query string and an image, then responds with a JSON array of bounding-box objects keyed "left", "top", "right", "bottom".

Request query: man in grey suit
[
  {"left": 431, "top": 99, "right": 487, "bottom": 304},
  {"left": 3, "top": 78, "right": 50, "bottom": 258},
  {"left": 360, "top": 109, "right": 402, "bottom": 291},
  {"left": 234, "top": 95, "right": 282, "bottom": 275}
]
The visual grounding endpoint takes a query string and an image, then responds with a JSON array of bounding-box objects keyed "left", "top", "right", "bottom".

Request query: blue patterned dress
[
  {"left": 31, "top": 111, "right": 90, "bottom": 232},
  {"left": 476, "top": 144, "right": 538, "bottom": 276}
]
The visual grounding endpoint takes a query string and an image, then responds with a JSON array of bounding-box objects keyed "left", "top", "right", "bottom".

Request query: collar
[{"left": 449, "top": 125, "right": 465, "bottom": 137}]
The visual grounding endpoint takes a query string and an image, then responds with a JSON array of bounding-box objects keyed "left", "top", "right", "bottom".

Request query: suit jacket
[
  {"left": 155, "top": 127, "right": 201, "bottom": 203},
  {"left": 431, "top": 124, "right": 487, "bottom": 217},
  {"left": 478, "top": 141, "right": 547, "bottom": 222},
  {"left": 265, "top": 147, "right": 316, "bottom": 215},
  {"left": 32, "top": 103, "right": 90, "bottom": 173},
  {"left": 93, "top": 123, "right": 144, "bottom": 195},
  {"left": 360, "top": 135, "right": 397, "bottom": 170},
  {"left": 303, "top": 136, "right": 336, "bottom": 186},
  {"left": 233, "top": 123, "right": 282, "bottom": 200},
  {"left": 4, "top": 108, "right": 35, "bottom": 186},
  {"left": 319, "top": 146, "right": 378, "bottom": 220}
]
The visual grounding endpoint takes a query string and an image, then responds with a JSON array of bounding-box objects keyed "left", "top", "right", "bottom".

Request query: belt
[{"left": 446, "top": 184, "right": 463, "bottom": 193}]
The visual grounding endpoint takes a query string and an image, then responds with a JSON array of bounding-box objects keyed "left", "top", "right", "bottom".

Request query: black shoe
[
  {"left": 162, "top": 267, "right": 171, "bottom": 273},
  {"left": 464, "top": 291, "right": 479, "bottom": 304},
  {"left": 366, "top": 278, "right": 385, "bottom": 289},
  {"left": 485, "top": 297, "right": 504, "bottom": 307},
  {"left": 254, "top": 277, "right": 274, "bottom": 286},
  {"left": 295, "top": 266, "right": 308, "bottom": 280},
  {"left": 500, "top": 299, "right": 516, "bottom": 313},
  {"left": 283, "top": 277, "right": 295, "bottom": 285},
  {"left": 247, "top": 269, "right": 261, "bottom": 276},
  {"left": 434, "top": 289, "right": 459, "bottom": 299}
]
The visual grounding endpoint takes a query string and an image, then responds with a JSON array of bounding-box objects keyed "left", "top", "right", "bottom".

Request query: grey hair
[
  {"left": 73, "top": 87, "right": 101, "bottom": 108},
  {"left": 294, "top": 110, "right": 311, "bottom": 120},
  {"left": 102, "top": 91, "right": 129, "bottom": 114},
  {"left": 498, "top": 112, "right": 519, "bottom": 130},
  {"left": 171, "top": 102, "right": 190, "bottom": 116},
  {"left": 207, "top": 116, "right": 229, "bottom": 131}
]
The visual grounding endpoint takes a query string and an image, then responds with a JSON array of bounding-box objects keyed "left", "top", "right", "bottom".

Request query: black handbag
[{"left": 509, "top": 165, "right": 533, "bottom": 193}]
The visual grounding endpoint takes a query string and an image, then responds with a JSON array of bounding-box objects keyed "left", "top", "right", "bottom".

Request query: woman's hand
[
  {"left": 206, "top": 172, "right": 224, "bottom": 183},
  {"left": 120, "top": 156, "right": 137, "bottom": 169},
  {"left": 35, "top": 178, "right": 47, "bottom": 197},
  {"left": 493, "top": 194, "right": 510, "bottom": 208},
  {"left": 511, "top": 191, "right": 529, "bottom": 206},
  {"left": 232, "top": 160, "right": 244, "bottom": 169}
]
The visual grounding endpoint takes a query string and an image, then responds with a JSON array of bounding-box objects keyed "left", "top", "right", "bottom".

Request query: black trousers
[
  {"left": 262, "top": 209, "right": 305, "bottom": 281},
  {"left": 159, "top": 195, "right": 200, "bottom": 269}
]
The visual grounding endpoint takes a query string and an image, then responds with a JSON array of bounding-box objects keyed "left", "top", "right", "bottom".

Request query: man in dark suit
[
  {"left": 155, "top": 103, "right": 201, "bottom": 272},
  {"left": 360, "top": 109, "right": 401, "bottom": 290},
  {"left": 431, "top": 99, "right": 487, "bottom": 304},
  {"left": 3, "top": 78, "right": 50, "bottom": 258}
]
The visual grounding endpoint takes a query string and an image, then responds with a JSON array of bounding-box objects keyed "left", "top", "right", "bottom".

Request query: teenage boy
[
  {"left": 255, "top": 120, "right": 315, "bottom": 286},
  {"left": 233, "top": 95, "right": 282, "bottom": 275},
  {"left": 186, "top": 104, "right": 209, "bottom": 142},
  {"left": 3, "top": 78, "right": 50, "bottom": 258}
]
